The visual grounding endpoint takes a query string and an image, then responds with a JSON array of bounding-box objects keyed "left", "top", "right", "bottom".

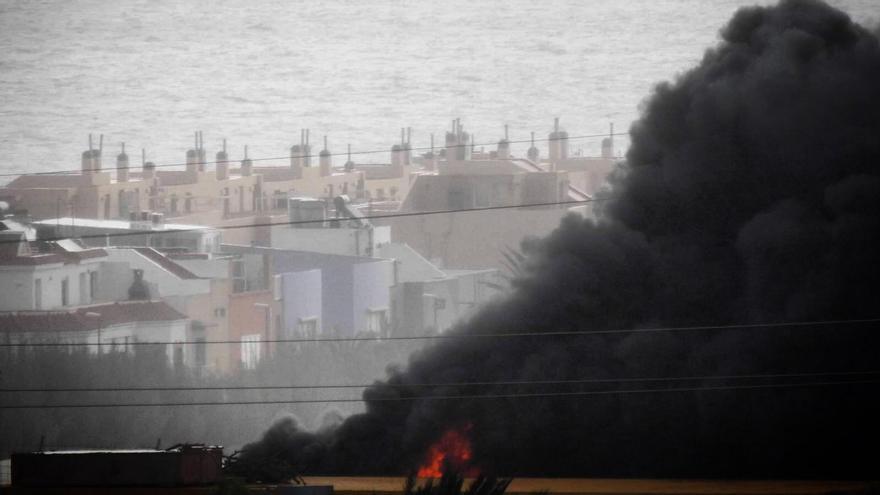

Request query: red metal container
[{"left": 11, "top": 445, "right": 222, "bottom": 488}]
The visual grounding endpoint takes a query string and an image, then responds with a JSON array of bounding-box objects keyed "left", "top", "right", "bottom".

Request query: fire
[{"left": 416, "top": 424, "right": 479, "bottom": 478}]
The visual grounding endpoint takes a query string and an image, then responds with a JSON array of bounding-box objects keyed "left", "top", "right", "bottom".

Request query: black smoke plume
[{"left": 239, "top": 0, "right": 880, "bottom": 478}]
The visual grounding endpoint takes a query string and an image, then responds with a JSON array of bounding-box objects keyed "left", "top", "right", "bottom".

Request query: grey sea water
[{"left": 0, "top": 0, "right": 875, "bottom": 179}]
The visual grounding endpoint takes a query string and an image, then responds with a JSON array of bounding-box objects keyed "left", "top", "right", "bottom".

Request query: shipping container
[{"left": 11, "top": 445, "right": 222, "bottom": 487}]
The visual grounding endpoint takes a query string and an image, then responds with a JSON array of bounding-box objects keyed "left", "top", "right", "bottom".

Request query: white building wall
[
  {"left": 351, "top": 260, "right": 394, "bottom": 336},
  {"left": 280, "top": 269, "right": 322, "bottom": 337},
  {"left": 0, "top": 260, "right": 103, "bottom": 311},
  {"left": 270, "top": 226, "right": 390, "bottom": 257}
]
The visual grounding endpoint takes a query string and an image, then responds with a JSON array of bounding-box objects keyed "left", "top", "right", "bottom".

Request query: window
[
  {"left": 173, "top": 344, "right": 184, "bottom": 368},
  {"left": 273, "top": 275, "right": 282, "bottom": 301},
  {"left": 365, "top": 308, "right": 388, "bottom": 335},
  {"left": 61, "top": 277, "right": 69, "bottom": 306},
  {"left": 240, "top": 334, "right": 262, "bottom": 369},
  {"left": 214, "top": 307, "right": 226, "bottom": 317},
  {"left": 34, "top": 278, "right": 42, "bottom": 310},
  {"left": 297, "top": 317, "right": 318, "bottom": 337},
  {"left": 231, "top": 261, "right": 246, "bottom": 293},
  {"left": 195, "top": 337, "right": 206, "bottom": 367},
  {"left": 79, "top": 272, "right": 88, "bottom": 304},
  {"left": 89, "top": 271, "right": 98, "bottom": 300}
]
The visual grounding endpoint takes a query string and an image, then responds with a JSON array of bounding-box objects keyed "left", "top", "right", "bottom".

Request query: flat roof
[{"left": 34, "top": 217, "right": 216, "bottom": 232}]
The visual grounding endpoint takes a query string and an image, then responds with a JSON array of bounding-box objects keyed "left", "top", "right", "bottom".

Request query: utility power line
[
  {"left": 1, "top": 378, "right": 876, "bottom": 409},
  {"left": 0, "top": 131, "right": 627, "bottom": 178},
  {"left": 1, "top": 370, "right": 876, "bottom": 394},
  {"left": 1, "top": 317, "right": 877, "bottom": 348},
  {"left": 0, "top": 197, "right": 604, "bottom": 245}
]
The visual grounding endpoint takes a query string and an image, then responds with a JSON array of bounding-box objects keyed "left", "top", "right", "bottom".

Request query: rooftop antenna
[
  {"left": 323, "top": 135, "right": 328, "bottom": 151},
  {"left": 400, "top": 127, "right": 405, "bottom": 145},
  {"left": 121, "top": 142, "right": 125, "bottom": 155},
  {"left": 554, "top": 117, "right": 559, "bottom": 133},
  {"left": 531, "top": 131, "right": 535, "bottom": 147},
  {"left": 610, "top": 122, "right": 614, "bottom": 144},
  {"left": 141, "top": 148, "right": 146, "bottom": 166},
  {"left": 99, "top": 134, "right": 103, "bottom": 153},
  {"left": 244, "top": 145, "right": 249, "bottom": 159},
  {"left": 306, "top": 129, "right": 310, "bottom": 147},
  {"left": 504, "top": 124, "right": 509, "bottom": 140},
  {"left": 347, "top": 143, "right": 352, "bottom": 162},
  {"left": 223, "top": 138, "right": 227, "bottom": 153},
  {"left": 88, "top": 133, "right": 93, "bottom": 152},
  {"left": 430, "top": 133, "right": 434, "bottom": 153},
  {"left": 407, "top": 126, "right": 411, "bottom": 145}
]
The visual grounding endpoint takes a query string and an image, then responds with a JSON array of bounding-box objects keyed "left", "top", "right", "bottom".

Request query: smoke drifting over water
[{"left": 241, "top": 0, "right": 880, "bottom": 478}]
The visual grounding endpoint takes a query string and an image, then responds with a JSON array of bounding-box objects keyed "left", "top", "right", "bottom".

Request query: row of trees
[{"left": 0, "top": 339, "right": 424, "bottom": 458}]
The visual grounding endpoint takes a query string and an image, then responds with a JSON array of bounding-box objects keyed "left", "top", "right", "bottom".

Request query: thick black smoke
[{"left": 240, "top": 0, "right": 880, "bottom": 478}]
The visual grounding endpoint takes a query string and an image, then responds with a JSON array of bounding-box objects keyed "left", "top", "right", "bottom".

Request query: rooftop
[
  {"left": 0, "top": 300, "right": 187, "bottom": 333},
  {"left": 33, "top": 217, "right": 215, "bottom": 232}
]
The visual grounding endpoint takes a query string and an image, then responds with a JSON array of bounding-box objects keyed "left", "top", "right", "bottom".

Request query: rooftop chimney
[
  {"left": 186, "top": 132, "right": 199, "bottom": 175},
  {"left": 319, "top": 135, "right": 332, "bottom": 177},
  {"left": 117, "top": 142, "right": 130, "bottom": 182},
  {"left": 497, "top": 124, "right": 511, "bottom": 159},
  {"left": 344, "top": 143, "right": 355, "bottom": 172},
  {"left": 548, "top": 117, "right": 569, "bottom": 163},
  {"left": 241, "top": 145, "right": 253, "bottom": 176},
  {"left": 216, "top": 138, "right": 229, "bottom": 180},
  {"left": 197, "top": 131, "right": 207, "bottom": 172},
  {"left": 527, "top": 131, "right": 540, "bottom": 162},
  {"left": 303, "top": 129, "right": 312, "bottom": 167},
  {"left": 141, "top": 148, "right": 156, "bottom": 180},
  {"left": 81, "top": 134, "right": 103, "bottom": 174}
]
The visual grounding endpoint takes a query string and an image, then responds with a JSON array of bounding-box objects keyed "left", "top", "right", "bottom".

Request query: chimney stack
[
  {"left": 216, "top": 138, "right": 229, "bottom": 180},
  {"left": 142, "top": 149, "right": 156, "bottom": 180},
  {"left": 81, "top": 134, "right": 103, "bottom": 174},
  {"left": 241, "top": 145, "right": 252, "bottom": 176},
  {"left": 527, "top": 131, "right": 540, "bottom": 162},
  {"left": 319, "top": 135, "right": 332, "bottom": 177},
  {"left": 186, "top": 132, "right": 198, "bottom": 175},
  {"left": 117, "top": 142, "right": 130, "bottom": 182},
  {"left": 303, "top": 129, "right": 312, "bottom": 167},
  {"left": 404, "top": 127, "right": 412, "bottom": 166},
  {"left": 344, "top": 143, "right": 355, "bottom": 172},
  {"left": 197, "top": 131, "right": 207, "bottom": 172},
  {"left": 497, "top": 124, "right": 510, "bottom": 159},
  {"left": 290, "top": 130, "right": 304, "bottom": 178},
  {"left": 391, "top": 143, "right": 404, "bottom": 175},
  {"left": 548, "top": 117, "right": 569, "bottom": 163}
]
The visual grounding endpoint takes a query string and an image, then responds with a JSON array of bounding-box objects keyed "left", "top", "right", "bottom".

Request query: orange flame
[{"left": 416, "top": 423, "right": 479, "bottom": 478}]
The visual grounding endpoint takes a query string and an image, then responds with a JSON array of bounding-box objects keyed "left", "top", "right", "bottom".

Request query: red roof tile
[{"left": 0, "top": 301, "right": 187, "bottom": 333}]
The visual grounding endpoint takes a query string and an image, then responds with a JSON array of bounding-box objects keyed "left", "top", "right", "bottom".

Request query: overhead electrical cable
[
  {"left": 2, "top": 379, "right": 876, "bottom": 409},
  {"left": 1, "top": 317, "right": 877, "bottom": 348},
  {"left": 1, "top": 370, "right": 877, "bottom": 393}
]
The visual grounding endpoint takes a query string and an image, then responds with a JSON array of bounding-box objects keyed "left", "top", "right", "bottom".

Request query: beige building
[
  {"left": 387, "top": 119, "right": 616, "bottom": 272},
  {"left": 0, "top": 131, "right": 424, "bottom": 247}
]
